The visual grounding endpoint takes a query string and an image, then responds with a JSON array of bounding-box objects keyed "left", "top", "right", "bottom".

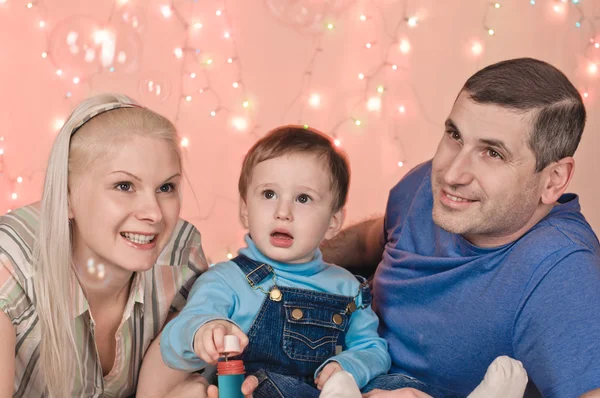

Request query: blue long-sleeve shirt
[{"left": 161, "top": 235, "right": 391, "bottom": 388}]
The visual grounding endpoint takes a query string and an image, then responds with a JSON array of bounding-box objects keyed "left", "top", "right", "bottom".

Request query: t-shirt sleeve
[
  {"left": 513, "top": 249, "right": 600, "bottom": 397},
  {"left": 0, "top": 250, "right": 28, "bottom": 325},
  {"left": 170, "top": 225, "right": 209, "bottom": 313}
]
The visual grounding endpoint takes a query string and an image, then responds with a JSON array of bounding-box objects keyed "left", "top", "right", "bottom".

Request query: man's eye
[{"left": 487, "top": 149, "right": 503, "bottom": 159}]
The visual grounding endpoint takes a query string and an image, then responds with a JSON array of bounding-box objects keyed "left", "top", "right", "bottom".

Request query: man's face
[{"left": 431, "top": 92, "right": 545, "bottom": 247}]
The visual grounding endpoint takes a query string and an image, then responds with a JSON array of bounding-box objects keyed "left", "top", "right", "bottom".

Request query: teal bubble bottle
[{"left": 217, "top": 359, "right": 245, "bottom": 398}]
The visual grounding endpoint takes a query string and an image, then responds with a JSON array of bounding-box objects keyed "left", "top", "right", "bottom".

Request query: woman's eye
[
  {"left": 262, "top": 190, "right": 276, "bottom": 199},
  {"left": 115, "top": 182, "right": 132, "bottom": 192},
  {"left": 159, "top": 183, "right": 176, "bottom": 193}
]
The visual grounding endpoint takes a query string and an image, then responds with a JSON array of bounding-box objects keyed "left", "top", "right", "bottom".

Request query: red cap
[{"left": 217, "top": 360, "right": 245, "bottom": 375}]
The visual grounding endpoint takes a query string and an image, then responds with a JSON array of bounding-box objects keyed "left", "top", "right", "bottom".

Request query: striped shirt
[{"left": 0, "top": 204, "right": 208, "bottom": 397}]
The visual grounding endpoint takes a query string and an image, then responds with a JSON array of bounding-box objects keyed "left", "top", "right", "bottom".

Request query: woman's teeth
[{"left": 121, "top": 232, "right": 155, "bottom": 244}]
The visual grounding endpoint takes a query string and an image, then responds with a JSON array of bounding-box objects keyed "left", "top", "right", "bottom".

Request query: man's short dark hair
[{"left": 462, "top": 58, "right": 586, "bottom": 172}]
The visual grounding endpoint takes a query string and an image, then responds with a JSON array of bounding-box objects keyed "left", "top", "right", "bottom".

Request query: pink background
[{"left": 0, "top": 0, "right": 598, "bottom": 263}]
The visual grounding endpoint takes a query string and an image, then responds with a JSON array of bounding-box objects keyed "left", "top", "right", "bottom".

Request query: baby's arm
[
  {"left": 137, "top": 316, "right": 210, "bottom": 398},
  {"left": 315, "top": 294, "right": 391, "bottom": 389},
  {"left": 160, "top": 267, "right": 242, "bottom": 371}
]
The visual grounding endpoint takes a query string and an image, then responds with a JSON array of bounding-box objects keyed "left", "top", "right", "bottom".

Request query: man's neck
[{"left": 465, "top": 203, "right": 555, "bottom": 248}]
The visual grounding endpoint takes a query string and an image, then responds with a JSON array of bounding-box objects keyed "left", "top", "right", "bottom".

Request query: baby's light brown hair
[{"left": 238, "top": 125, "right": 350, "bottom": 212}]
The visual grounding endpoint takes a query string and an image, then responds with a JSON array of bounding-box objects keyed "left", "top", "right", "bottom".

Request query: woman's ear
[
  {"left": 540, "top": 157, "right": 575, "bottom": 205},
  {"left": 324, "top": 207, "right": 346, "bottom": 240}
]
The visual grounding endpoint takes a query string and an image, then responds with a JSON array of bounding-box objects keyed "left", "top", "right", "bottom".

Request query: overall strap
[{"left": 231, "top": 255, "right": 275, "bottom": 287}]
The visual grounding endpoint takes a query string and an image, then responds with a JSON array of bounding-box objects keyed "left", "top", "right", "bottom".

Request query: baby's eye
[
  {"left": 296, "top": 194, "right": 312, "bottom": 204},
  {"left": 262, "top": 190, "right": 276, "bottom": 199}
]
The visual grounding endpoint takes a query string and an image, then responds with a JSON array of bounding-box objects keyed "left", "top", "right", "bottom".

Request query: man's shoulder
[{"left": 521, "top": 198, "right": 599, "bottom": 255}]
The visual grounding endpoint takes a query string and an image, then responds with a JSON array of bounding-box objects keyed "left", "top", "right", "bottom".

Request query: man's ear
[
  {"left": 324, "top": 207, "right": 346, "bottom": 240},
  {"left": 239, "top": 197, "right": 249, "bottom": 229},
  {"left": 540, "top": 157, "right": 574, "bottom": 205}
]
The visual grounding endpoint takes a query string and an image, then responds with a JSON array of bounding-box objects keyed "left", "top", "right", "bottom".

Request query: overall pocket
[{"left": 282, "top": 301, "right": 348, "bottom": 363}]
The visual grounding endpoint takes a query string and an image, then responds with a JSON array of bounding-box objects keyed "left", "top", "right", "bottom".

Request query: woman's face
[{"left": 68, "top": 135, "right": 182, "bottom": 280}]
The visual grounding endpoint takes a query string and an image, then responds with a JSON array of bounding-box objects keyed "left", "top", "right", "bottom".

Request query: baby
[{"left": 160, "top": 125, "right": 390, "bottom": 397}]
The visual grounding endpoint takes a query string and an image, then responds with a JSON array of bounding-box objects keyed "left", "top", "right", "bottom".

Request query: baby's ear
[
  {"left": 239, "top": 197, "right": 249, "bottom": 229},
  {"left": 324, "top": 207, "right": 346, "bottom": 240}
]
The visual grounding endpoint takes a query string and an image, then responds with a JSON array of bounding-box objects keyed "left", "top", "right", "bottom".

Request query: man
[{"left": 322, "top": 58, "right": 600, "bottom": 398}]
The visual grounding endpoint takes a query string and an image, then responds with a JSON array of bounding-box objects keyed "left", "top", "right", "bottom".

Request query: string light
[
  {"left": 160, "top": 5, "right": 172, "bottom": 18},
  {"left": 327, "top": 23, "right": 334, "bottom": 30},
  {"left": 360, "top": 15, "right": 367, "bottom": 21},
  {"left": 309, "top": 93, "right": 320, "bottom": 107},
  {"left": 377, "top": 85, "right": 384, "bottom": 93},
  {"left": 399, "top": 39, "right": 410, "bottom": 54},
  {"left": 488, "top": 28, "right": 495, "bottom": 35},
  {"left": 39, "top": 20, "right": 45, "bottom": 28},
  {"left": 185, "top": 95, "right": 192, "bottom": 101},
  {"left": 73, "top": 77, "right": 80, "bottom": 84},
  {"left": 407, "top": 17, "right": 418, "bottom": 27},
  {"left": 216, "top": 9, "right": 222, "bottom": 16},
  {"left": 399, "top": 105, "right": 406, "bottom": 113},
  {"left": 180, "top": 137, "right": 189, "bottom": 147},
  {"left": 358, "top": 73, "right": 365, "bottom": 80},
  {"left": 232, "top": 81, "right": 239, "bottom": 88},
  {"left": 398, "top": 161, "right": 404, "bottom": 167},
  {"left": 232, "top": 117, "right": 248, "bottom": 131},
  {"left": 174, "top": 48, "right": 183, "bottom": 58},
  {"left": 16, "top": 176, "right": 23, "bottom": 183},
  {"left": 26, "top": 2, "right": 33, "bottom": 9},
  {"left": 11, "top": 193, "right": 17, "bottom": 200},
  {"left": 41, "top": 52, "right": 47, "bottom": 58},
  {"left": 589, "top": 63, "right": 598, "bottom": 75},
  {"left": 472, "top": 42, "right": 483, "bottom": 55},
  {"left": 367, "top": 97, "right": 381, "bottom": 111}
]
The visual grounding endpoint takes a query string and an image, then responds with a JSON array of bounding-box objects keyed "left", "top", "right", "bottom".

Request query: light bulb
[
  {"left": 367, "top": 97, "right": 381, "bottom": 111},
  {"left": 185, "top": 95, "right": 192, "bottom": 102},
  {"left": 161, "top": 5, "right": 172, "bottom": 18},
  {"left": 334, "top": 139, "right": 341, "bottom": 147},
  {"left": 232, "top": 82, "right": 239, "bottom": 88},
  {"left": 358, "top": 73, "right": 365, "bottom": 80},
  {"left": 398, "top": 161, "right": 404, "bottom": 167},
  {"left": 360, "top": 15, "right": 366, "bottom": 21},
  {"left": 407, "top": 17, "right": 417, "bottom": 27},
  {"left": 399, "top": 39, "right": 410, "bottom": 54},
  {"left": 17, "top": 176, "right": 23, "bottom": 183},
  {"left": 309, "top": 93, "right": 320, "bottom": 107},
  {"left": 181, "top": 137, "right": 189, "bottom": 147},
  {"left": 174, "top": 48, "right": 183, "bottom": 58}
]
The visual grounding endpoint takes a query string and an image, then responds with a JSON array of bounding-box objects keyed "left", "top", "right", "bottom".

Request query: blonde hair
[{"left": 33, "top": 93, "right": 180, "bottom": 397}]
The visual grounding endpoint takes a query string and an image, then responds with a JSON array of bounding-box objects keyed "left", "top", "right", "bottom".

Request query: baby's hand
[
  {"left": 193, "top": 320, "right": 249, "bottom": 364},
  {"left": 315, "top": 361, "right": 343, "bottom": 390}
]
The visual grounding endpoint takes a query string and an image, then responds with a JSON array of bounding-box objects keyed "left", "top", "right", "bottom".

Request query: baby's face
[{"left": 239, "top": 153, "right": 344, "bottom": 264}]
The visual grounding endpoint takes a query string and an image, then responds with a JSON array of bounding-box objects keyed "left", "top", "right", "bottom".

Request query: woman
[{"left": 0, "top": 94, "right": 209, "bottom": 397}]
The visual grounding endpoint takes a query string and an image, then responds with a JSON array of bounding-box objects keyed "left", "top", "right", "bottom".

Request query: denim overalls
[{"left": 230, "top": 255, "right": 370, "bottom": 398}]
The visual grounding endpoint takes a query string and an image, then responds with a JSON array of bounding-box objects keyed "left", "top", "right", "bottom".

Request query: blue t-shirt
[{"left": 375, "top": 161, "right": 600, "bottom": 397}]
